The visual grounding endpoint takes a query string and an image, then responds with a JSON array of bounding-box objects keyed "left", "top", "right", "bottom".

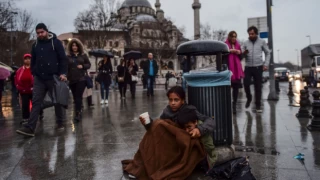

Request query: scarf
[{"left": 225, "top": 40, "right": 244, "bottom": 82}]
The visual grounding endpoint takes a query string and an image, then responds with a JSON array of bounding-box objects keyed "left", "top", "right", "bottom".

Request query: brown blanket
[{"left": 122, "top": 120, "right": 206, "bottom": 180}]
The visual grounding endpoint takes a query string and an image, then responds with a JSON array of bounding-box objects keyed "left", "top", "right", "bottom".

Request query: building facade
[{"left": 58, "top": 0, "right": 186, "bottom": 74}]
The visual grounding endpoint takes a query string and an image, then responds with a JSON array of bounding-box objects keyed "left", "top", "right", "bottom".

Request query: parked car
[{"left": 274, "top": 67, "right": 290, "bottom": 81}]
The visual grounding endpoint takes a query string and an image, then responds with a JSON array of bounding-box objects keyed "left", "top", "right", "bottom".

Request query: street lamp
[
  {"left": 10, "top": 11, "right": 18, "bottom": 66},
  {"left": 295, "top": 49, "right": 299, "bottom": 71},
  {"left": 277, "top": 49, "right": 280, "bottom": 63},
  {"left": 306, "top": 35, "right": 311, "bottom": 45}
]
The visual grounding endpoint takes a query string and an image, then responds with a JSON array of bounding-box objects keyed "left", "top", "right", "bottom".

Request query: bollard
[
  {"left": 307, "top": 91, "right": 320, "bottom": 131},
  {"left": 288, "top": 81, "right": 294, "bottom": 96},
  {"left": 304, "top": 86, "right": 311, "bottom": 106},
  {"left": 275, "top": 79, "right": 280, "bottom": 93},
  {"left": 296, "top": 90, "right": 312, "bottom": 118}
]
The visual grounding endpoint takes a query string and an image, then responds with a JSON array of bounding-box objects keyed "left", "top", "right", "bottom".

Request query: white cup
[{"left": 140, "top": 112, "right": 150, "bottom": 125}]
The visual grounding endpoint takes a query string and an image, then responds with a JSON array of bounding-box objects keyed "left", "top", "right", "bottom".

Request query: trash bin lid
[
  {"left": 184, "top": 70, "right": 232, "bottom": 87},
  {"left": 176, "top": 40, "right": 229, "bottom": 56}
]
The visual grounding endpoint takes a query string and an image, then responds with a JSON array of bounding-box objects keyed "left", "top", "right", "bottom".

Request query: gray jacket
[
  {"left": 159, "top": 104, "right": 215, "bottom": 136},
  {"left": 242, "top": 38, "right": 271, "bottom": 67}
]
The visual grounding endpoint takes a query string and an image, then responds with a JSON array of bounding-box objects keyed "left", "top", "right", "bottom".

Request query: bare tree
[
  {"left": 0, "top": 1, "right": 15, "bottom": 31},
  {"left": 200, "top": 23, "right": 227, "bottom": 41},
  {"left": 74, "top": 0, "right": 120, "bottom": 49}
]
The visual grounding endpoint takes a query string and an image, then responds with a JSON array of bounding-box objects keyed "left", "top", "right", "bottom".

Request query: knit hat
[{"left": 35, "top": 23, "right": 48, "bottom": 32}]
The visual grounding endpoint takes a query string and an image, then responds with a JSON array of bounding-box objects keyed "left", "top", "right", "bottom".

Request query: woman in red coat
[{"left": 15, "top": 54, "right": 43, "bottom": 124}]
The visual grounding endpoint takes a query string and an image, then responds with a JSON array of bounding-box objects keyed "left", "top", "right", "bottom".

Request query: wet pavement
[{"left": 1, "top": 81, "right": 320, "bottom": 180}]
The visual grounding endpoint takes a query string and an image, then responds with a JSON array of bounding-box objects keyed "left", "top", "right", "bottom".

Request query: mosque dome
[{"left": 121, "top": 0, "right": 152, "bottom": 8}]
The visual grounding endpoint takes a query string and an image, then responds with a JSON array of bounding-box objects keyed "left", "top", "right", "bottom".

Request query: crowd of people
[{"left": 0, "top": 22, "right": 270, "bottom": 178}]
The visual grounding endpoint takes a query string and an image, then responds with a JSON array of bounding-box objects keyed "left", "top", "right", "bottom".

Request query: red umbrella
[{"left": 0, "top": 66, "right": 10, "bottom": 79}]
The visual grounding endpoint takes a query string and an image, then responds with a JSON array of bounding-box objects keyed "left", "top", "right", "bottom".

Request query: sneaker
[
  {"left": 105, "top": 100, "right": 108, "bottom": 104},
  {"left": 256, "top": 108, "right": 263, "bottom": 113},
  {"left": 16, "top": 127, "right": 35, "bottom": 137},
  {"left": 20, "top": 119, "right": 28, "bottom": 125},
  {"left": 56, "top": 124, "right": 65, "bottom": 131},
  {"left": 100, "top": 100, "right": 105, "bottom": 104},
  {"left": 245, "top": 98, "right": 252, "bottom": 109}
]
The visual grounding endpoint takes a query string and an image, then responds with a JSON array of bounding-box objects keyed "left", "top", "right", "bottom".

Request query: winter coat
[
  {"left": 15, "top": 66, "right": 33, "bottom": 94},
  {"left": 31, "top": 32, "right": 68, "bottom": 80},
  {"left": 97, "top": 60, "right": 113, "bottom": 86},
  {"left": 242, "top": 38, "right": 271, "bottom": 67},
  {"left": 225, "top": 40, "right": 244, "bottom": 82},
  {"left": 117, "top": 65, "right": 130, "bottom": 83},
  {"left": 66, "top": 38, "right": 91, "bottom": 84},
  {"left": 158, "top": 104, "right": 215, "bottom": 136},
  {"left": 143, "top": 60, "right": 158, "bottom": 77}
]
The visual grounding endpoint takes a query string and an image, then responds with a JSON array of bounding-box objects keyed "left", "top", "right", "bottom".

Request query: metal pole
[
  {"left": 277, "top": 49, "right": 280, "bottom": 63},
  {"left": 306, "top": 35, "right": 311, "bottom": 45},
  {"left": 296, "top": 49, "right": 299, "bottom": 71},
  {"left": 267, "top": 0, "right": 279, "bottom": 101},
  {"left": 10, "top": 17, "right": 13, "bottom": 66}
]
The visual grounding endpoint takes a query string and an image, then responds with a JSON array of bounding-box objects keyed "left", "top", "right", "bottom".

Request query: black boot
[
  {"left": 74, "top": 111, "right": 82, "bottom": 122},
  {"left": 87, "top": 96, "right": 94, "bottom": 107}
]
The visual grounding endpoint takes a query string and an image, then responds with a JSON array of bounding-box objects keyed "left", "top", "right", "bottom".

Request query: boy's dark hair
[
  {"left": 177, "top": 108, "right": 198, "bottom": 127},
  {"left": 167, "top": 86, "right": 185, "bottom": 100},
  {"left": 247, "top": 26, "right": 258, "bottom": 34}
]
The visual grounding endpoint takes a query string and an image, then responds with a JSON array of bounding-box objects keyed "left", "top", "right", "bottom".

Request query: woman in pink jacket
[{"left": 225, "top": 31, "right": 244, "bottom": 114}]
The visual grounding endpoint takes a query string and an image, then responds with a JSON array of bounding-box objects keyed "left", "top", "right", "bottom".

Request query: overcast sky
[{"left": 15, "top": 0, "right": 320, "bottom": 65}]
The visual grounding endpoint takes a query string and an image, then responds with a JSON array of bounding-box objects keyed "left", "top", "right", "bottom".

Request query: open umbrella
[
  {"left": 89, "top": 49, "right": 114, "bottom": 58},
  {"left": 123, "top": 51, "right": 142, "bottom": 60},
  {"left": 0, "top": 62, "right": 13, "bottom": 72},
  {"left": 0, "top": 66, "right": 11, "bottom": 79}
]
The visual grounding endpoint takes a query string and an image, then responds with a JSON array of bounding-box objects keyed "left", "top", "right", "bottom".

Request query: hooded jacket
[
  {"left": 66, "top": 38, "right": 91, "bottom": 84},
  {"left": 31, "top": 32, "right": 68, "bottom": 80},
  {"left": 159, "top": 104, "right": 215, "bottom": 136}
]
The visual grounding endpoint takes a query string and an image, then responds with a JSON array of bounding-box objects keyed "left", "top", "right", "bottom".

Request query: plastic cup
[{"left": 140, "top": 112, "right": 150, "bottom": 125}]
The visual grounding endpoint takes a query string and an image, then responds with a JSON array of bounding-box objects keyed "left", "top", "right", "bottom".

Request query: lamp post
[
  {"left": 306, "top": 35, "right": 311, "bottom": 45},
  {"left": 267, "top": 0, "right": 279, "bottom": 101},
  {"left": 277, "top": 49, "right": 280, "bottom": 63},
  {"left": 10, "top": 11, "right": 18, "bottom": 66},
  {"left": 296, "top": 49, "right": 299, "bottom": 71}
]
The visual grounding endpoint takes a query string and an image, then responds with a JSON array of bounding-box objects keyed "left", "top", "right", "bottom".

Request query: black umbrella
[
  {"left": 176, "top": 40, "right": 229, "bottom": 56},
  {"left": 123, "top": 51, "right": 142, "bottom": 60},
  {"left": 89, "top": 49, "right": 114, "bottom": 58}
]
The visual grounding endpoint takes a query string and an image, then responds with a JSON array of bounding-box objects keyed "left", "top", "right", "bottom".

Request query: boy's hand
[
  {"left": 139, "top": 116, "right": 146, "bottom": 126},
  {"left": 190, "top": 128, "right": 201, "bottom": 138}
]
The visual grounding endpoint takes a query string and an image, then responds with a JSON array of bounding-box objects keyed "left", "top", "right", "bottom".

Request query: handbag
[
  {"left": 131, "top": 75, "right": 138, "bottom": 82},
  {"left": 85, "top": 75, "right": 93, "bottom": 89},
  {"left": 118, "top": 67, "right": 126, "bottom": 83}
]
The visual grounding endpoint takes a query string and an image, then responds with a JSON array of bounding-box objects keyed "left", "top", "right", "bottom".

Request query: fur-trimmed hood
[{"left": 66, "top": 38, "right": 85, "bottom": 56}]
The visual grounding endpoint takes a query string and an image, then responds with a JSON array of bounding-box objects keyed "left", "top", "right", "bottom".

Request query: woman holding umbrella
[
  {"left": 97, "top": 55, "right": 113, "bottom": 104},
  {"left": 128, "top": 58, "right": 139, "bottom": 98}
]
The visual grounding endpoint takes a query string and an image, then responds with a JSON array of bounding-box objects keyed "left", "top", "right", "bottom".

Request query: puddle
[{"left": 235, "top": 146, "right": 281, "bottom": 156}]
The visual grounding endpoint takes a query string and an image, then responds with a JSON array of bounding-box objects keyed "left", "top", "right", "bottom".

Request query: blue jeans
[
  {"left": 147, "top": 76, "right": 155, "bottom": 95},
  {"left": 100, "top": 82, "right": 110, "bottom": 100}
]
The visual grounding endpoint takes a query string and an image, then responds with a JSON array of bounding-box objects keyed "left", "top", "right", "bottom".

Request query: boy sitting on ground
[{"left": 177, "top": 108, "right": 217, "bottom": 171}]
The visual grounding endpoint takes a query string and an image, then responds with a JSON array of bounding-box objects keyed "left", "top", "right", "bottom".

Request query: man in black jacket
[
  {"left": 16, "top": 23, "right": 68, "bottom": 137},
  {"left": 143, "top": 53, "right": 159, "bottom": 96}
]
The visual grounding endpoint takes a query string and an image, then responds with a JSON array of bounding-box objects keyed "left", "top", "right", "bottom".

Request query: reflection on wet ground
[{"left": 1, "top": 83, "right": 320, "bottom": 180}]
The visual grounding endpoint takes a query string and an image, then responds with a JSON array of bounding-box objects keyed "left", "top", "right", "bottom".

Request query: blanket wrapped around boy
[{"left": 122, "top": 119, "right": 206, "bottom": 180}]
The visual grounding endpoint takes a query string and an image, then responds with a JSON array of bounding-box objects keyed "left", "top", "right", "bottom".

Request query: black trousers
[
  {"left": 20, "top": 93, "right": 32, "bottom": 119},
  {"left": 69, "top": 80, "right": 86, "bottom": 112},
  {"left": 118, "top": 82, "right": 127, "bottom": 97},
  {"left": 129, "top": 82, "right": 136, "bottom": 95},
  {"left": 26, "top": 77, "right": 65, "bottom": 131},
  {"left": 20, "top": 93, "right": 44, "bottom": 120},
  {"left": 231, "top": 83, "right": 241, "bottom": 105},
  {"left": 243, "top": 66, "right": 263, "bottom": 108}
]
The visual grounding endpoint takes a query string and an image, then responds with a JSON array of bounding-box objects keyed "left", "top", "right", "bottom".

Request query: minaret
[
  {"left": 155, "top": 0, "right": 161, "bottom": 11},
  {"left": 155, "top": 0, "right": 164, "bottom": 23},
  {"left": 192, "top": 0, "right": 201, "bottom": 40}
]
